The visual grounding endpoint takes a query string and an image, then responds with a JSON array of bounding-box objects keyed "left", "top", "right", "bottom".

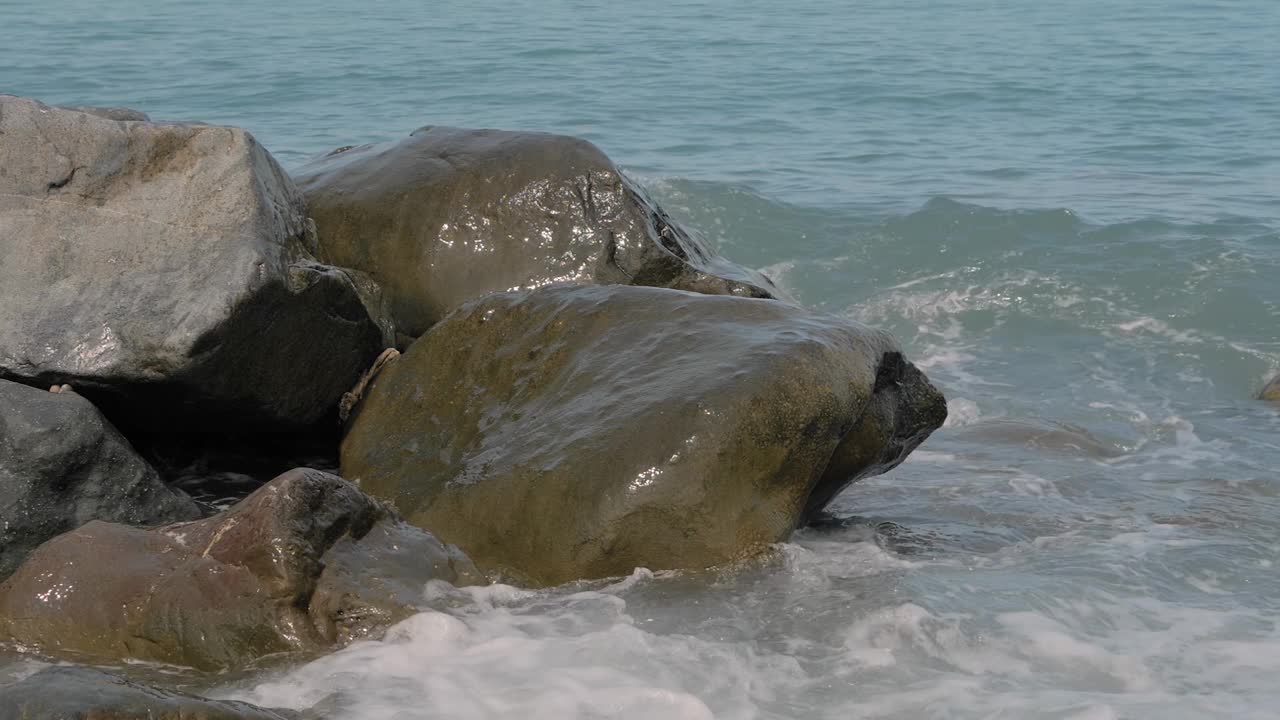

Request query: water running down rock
[
  {"left": 342, "top": 284, "right": 945, "bottom": 586},
  {"left": 296, "top": 126, "right": 786, "bottom": 342}
]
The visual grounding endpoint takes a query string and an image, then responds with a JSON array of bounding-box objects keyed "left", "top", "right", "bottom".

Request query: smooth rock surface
[
  {"left": 341, "top": 284, "right": 946, "bottom": 586},
  {"left": 0, "top": 666, "right": 298, "bottom": 720},
  {"left": 295, "top": 126, "right": 785, "bottom": 339},
  {"left": 0, "top": 379, "right": 200, "bottom": 582},
  {"left": 0, "top": 95, "right": 386, "bottom": 430},
  {"left": 0, "top": 468, "right": 480, "bottom": 670}
]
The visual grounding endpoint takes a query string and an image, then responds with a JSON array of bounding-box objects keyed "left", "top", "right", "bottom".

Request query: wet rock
[
  {"left": 0, "top": 468, "right": 480, "bottom": 670},
  {"left": 313, "top": 518, "right": 484, "bottom": 642},
  {"left": 0, "top": 95, "right": 386, "bottom": 431},
  {"left": 0, "top": 379, "right": 200, "bottom": 582},
  {"left": 1261, "top": 374, "right": 1280, "bottom": 402},
  {"left": 295, "top": 126, "right": 785, "bottom": 340},
  {"left": 0, "top": 666, "right": 298, "bottom": 720},
  {"left": 947, "top": 417, "right": 1124, "bottom": 459},
  {"left": 341, "top": 285, "right": 946, "bottom": 586}
]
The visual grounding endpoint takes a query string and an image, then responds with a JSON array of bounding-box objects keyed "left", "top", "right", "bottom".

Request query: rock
[
  {"left": 312, "top": 517, "right": 484, "bottom": 642},
  {"left": 946, "top": 418, "right": 1124, "bottom": 459},
  {"left": 1261, "top": 374, "right": 1280, "bottom": 402},
  {"left": 0, "top": 379, "right": 200, "bottom": 582},
  {"left": 0, "top": 666, "right": 298, "bottom": 720},
  {"left": 295, "top": 126, "right": 786, "bottom": 340},
  {"left": 341, "top": 285, "right": 946, "bottom": 586},
  {"left": 58, "top": 104, "right": 150, "bottom": 121},
  {"left": 0, "top": 95, "right": 387, "bottom": 431},
  {"left": 0, "top": 468, "right": 480, "bottom": 670}
]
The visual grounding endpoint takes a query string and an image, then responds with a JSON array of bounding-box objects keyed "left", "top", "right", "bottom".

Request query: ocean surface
[{"left": 3, "top": 1, "right": 1279, "bottom": 718}]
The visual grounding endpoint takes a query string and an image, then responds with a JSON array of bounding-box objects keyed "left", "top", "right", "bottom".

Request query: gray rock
[
  {"left": 0, "top": 379, "right": 200, "bottom": 582},
  {"left": 59, "top": 104, "right": 151, "bottom": 121},
  {"left": 0, "top": 666, "right": 298, "bottom": 720},
  {"left": 0, "top": 95, "right": 386, "bottom": 430},
  {"left": 0, "top": 468, "right": 481, "bottom": 670},
  {"left": 295, "top": 126, "right": 786, "bottom": 340},
  {"left": 341, "top": 285, "right": 946, "bottom": 586},
  {"left": 313, "top": 518, "right": 485, "bottom": 643}
]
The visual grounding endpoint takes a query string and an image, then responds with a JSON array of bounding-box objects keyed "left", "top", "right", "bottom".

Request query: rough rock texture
[
  {"left": 58, "top": 105, "right": 150, "bottom": 122},
  {"left": 0, "top": 468, "right": 480, "bottom": 670},
  {"left": 0, "top": 95, "right": 386, "bottom": 430},
  {"left": 295, "top": 126, "right": 786, "bottom": 340},
  {"left": 0, "top": 379, "right": 200, "bottom": 582},
  {"left": 0, "top": 666, "right": 298, "bottom": 720},
  {"left": 1261, "top": 374, "right": 1280, "bottom": 402},
  {"left": 341, "top": 285, "right": 946, "bottom": 586}
]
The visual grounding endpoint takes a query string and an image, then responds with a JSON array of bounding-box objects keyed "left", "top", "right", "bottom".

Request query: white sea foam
[
  {"left": 942, "top": 397, "right": 981, "bottom": 427},
  {"left": 1111, "top": 316, "right": 1210, "bottom": 345},
  {"left": 222, "top": 591, "right": 794, "bottom": 720},
  {"left": 208, "top": 523, "right": 1280, "bottom": 720}
]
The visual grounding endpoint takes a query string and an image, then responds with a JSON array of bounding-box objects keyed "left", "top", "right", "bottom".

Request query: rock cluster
[
  {"left": 0, "top": 94, "right": 945, "bottom": 710},
  {"left": 0, "top": 379, "right": 199, "bottom": 582},
  {"left": 0, "top": 468, "right": 478, "bottom": 670}
]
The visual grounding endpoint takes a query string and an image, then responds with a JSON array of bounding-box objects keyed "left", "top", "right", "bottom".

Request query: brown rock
[
  {"left": 295, "top": 126, "right": 785, "bottom": 340},
  {"left": 1261, "top": 374, "right": 1280, "bottom": 402},
  {"left": 0, "top": 468, "right": 480, "bottom": 670},
  {"left": 341, "top": 285, "right": 946, "bottom": 586}
]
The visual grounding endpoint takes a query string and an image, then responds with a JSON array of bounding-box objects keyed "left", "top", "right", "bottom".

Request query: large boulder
[
  {"left": 340, "top": 285, "right": 946, "bottom": 586},
  {"left": 294, "top": 125, "right": 785, "bottom": 340},
  {"left": 0, "top": 468, "right": 480, "bottom": 670},
  {"left": 0, "top": 95, "right": 387, "bottom": 430},
  {"left": 0, "top": 379, "right": 200, "bottom": 582},
  {"left": 0, "top": 666, "right": 298, "bottom": 720}
]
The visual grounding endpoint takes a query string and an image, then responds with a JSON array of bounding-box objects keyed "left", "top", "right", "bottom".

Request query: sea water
[{"left": 3, "top": 1, "right": 1278, "bottom": 717}]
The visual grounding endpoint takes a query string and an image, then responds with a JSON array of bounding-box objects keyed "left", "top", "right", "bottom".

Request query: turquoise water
[{"left": 4, "top": 1, "right": 1280, "bottom": 718}]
